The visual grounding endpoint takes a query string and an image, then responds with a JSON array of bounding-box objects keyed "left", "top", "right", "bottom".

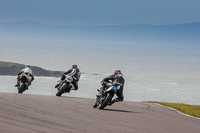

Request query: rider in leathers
[
  {"left": 15, "top": 65, "right": 34, "bottom": 87},
  {"left": 55, "top": 64, "right": 81, "bottom": 90},
  {"left": 100, "top": 69, "right": 125, "bottom": 105}
]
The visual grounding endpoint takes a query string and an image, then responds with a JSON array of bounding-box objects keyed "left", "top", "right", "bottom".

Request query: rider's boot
[
  {"left": 15, "top": 77, "right": 20, "bottom": 87},
  {"left": 15, "top": 84, "right": 19, "bottom": 87},
  {"left": 74, "top": 86, "right": 78, "bottom": 91},
  {"left": 108, "top": 98, "right": 119, "bottom": 106}
]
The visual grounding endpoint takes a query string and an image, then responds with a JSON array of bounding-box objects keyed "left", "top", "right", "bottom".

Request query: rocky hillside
[{"left": 0, "top": 61, "right": 63, "bottom": 77}]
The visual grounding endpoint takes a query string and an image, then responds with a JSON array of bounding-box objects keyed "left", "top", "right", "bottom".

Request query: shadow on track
[{"left": 103, "top": 108, "right": 140, "bottom": 113}]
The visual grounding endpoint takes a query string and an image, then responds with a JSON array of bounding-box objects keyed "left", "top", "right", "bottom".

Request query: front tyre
[
  {"left": 99, "top": 93, "right": 112, "bottom": 109},
  {"left": 93, "top": 103, "right": 98, "bottom": 108},
  {"left": 18, "top": 83, "right": 25, "bottom": 93},
  {"left": 56, "top": 83, "right": 67, "bottom": 97}
]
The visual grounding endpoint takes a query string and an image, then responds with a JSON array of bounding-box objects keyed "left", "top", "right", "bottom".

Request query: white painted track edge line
[{"left": 155, "top": 103, "right": 200, "bottom": 120}]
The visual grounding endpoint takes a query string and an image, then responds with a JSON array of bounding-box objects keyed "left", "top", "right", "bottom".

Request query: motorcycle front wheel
[
  {"left": 99, "top": 93, "right": 113, "bottom": 109},
  {"left": 56, "top": 83, "right": 68, "bottom": 97},
  {"left": 18, "top": 83, "right": 25, "bottom": 93}
]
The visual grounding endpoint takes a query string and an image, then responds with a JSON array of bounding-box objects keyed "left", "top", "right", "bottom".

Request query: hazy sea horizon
[
  {"left": 0, "top": 73, "right": 199, "bottom": 105},
  {"left": 0, "top": 40, "right": 200, "bottom": 105}
]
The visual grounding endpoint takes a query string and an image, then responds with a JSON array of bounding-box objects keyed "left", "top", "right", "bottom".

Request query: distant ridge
[
  {"left": 0, "top": 21, "right": 199, "bottom": 47},
  {"left": 0, "top": 61, "right": 64, "bottom": 77},
  {"left": 0, "top": 61, "right": 99, "bottom": 77},
  {"left": 1, "top": 21, "right": 200, "bottom": 27}
]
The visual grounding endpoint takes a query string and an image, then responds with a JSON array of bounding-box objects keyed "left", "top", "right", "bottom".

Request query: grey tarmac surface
[{"left": 0, "top": 92, "right": 199, "bottom": 133}]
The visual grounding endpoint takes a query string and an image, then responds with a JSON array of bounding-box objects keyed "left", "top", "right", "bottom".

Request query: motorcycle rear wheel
[
  {"left": 56, "top": 83, "right": 68, "bottom": 97},
  {"left": 99, "top": 93, "right": 112, "bottom": 109}
]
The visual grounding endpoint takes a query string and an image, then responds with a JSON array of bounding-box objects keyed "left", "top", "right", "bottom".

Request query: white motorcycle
[
  {"left": 55, "top": 74, "right": 75, "bottom": 97},
  {"left": 17, "top": 72, "right": 33, "bottom": 93}
]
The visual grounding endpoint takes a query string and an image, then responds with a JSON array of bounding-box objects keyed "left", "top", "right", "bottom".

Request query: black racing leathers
[
  {"left": 102, "top": 73, "right": 125, "bottom": 101},
  {"left": 63, "top": 68, "right": 81, "bottom": 90}
]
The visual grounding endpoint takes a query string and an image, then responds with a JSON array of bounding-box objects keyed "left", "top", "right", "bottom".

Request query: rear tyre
[
  {"left": 99, "top": 93, "right": 112, "bottom": 109},
  {"left": 18, "top": 83, "right": 25, "bottom": 93},
  {"left": 56, "top": 83, "right": 68, "bottom": 97}
]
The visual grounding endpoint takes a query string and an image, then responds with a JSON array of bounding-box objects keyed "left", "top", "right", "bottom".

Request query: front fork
[{"left": 95, "top": 86, "right": 117, "bottom": 106}]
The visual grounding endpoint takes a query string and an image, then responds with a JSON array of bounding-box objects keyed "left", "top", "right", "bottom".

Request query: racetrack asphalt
[{"left": 0, "top": 92, "right": 199, "bottom": 133}]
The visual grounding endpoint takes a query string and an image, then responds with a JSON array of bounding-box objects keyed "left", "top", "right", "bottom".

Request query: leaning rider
[
  {"left": 55, "top": 64, "right": 81, "bottom": 90},
  {"left": 100, "top": 69, "right": 125, "bottom": 105},
  {"left": 15, "top": 65, "right": 34, "bottom": 87}
]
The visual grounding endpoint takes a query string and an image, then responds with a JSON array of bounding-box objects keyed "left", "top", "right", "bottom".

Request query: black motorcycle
[
  {"left": 55, "top": 74, "right": 75, "bottom": 96},
  {"left": 93, "top": 82, "right": 118, "bottom": 109},
  {"left": 16, "top": 72, "right": 33, "bottom": 93}
]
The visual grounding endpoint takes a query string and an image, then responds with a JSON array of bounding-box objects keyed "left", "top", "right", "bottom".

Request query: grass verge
[{"left": 143, "top": 101, "right": 200, "bottom": 118}]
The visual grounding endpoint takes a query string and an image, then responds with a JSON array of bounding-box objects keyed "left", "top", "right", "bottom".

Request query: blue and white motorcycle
[{"left": 93, "top": 82, "right": 118, "bottom": 109}]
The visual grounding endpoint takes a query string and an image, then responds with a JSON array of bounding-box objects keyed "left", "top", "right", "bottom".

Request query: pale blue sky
[{"left": 0, "top": 0, "right": 200, "bottom": 26}]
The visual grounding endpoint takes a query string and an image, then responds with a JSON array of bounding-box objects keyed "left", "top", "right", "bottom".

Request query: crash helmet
[
  {"left": 25, "top": 65, "right": 30, "bottom": 68},
  {"left": 114, "top": 69, "right": 121, "bottom": 74},
  {"left": 72, "top": 64, "right": 77, "bottom": 68}
]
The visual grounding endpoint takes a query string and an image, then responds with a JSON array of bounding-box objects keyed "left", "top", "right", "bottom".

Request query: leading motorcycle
[
  {"left": 93, "top": 82, "right": 118, "bottom": 109},
  {"left": 16, "top": 72, "right": 33, "bottom": 93},
  {"left": 55, "top": 74, "right": 75, "bottom": 97}
]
